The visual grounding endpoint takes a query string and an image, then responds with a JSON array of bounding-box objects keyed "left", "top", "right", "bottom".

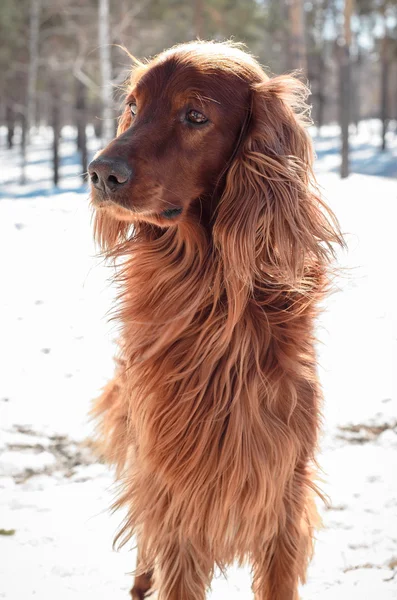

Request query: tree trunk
[
  {"left": 76, "top": 80, "right": 88, "bottom": 181},
  {"left": 20, "top": 112, "right": 27, "bottom": 185},
  {"left": 380, "top": 26, "right": 389, "bottom": 151},
  {"left": 352, "top": 44, "right": 361, "bottom": 132},
  {"left": 289, "top": 0, "right": 307, "bottom": 73},
  {"left": 27, "top": 0, "right": 41, "bottom": 140},
  {"left": 339, "top": 0, "right": 353, "bottom": 179},
  {"left": 93, "top": 108, "right": 102, "bottom": 139},
  {"left": 193, "top": 0, "right": 204, "bottom": 39},
  {"left": 94, "top": 120, "right": 102, "bottom": 138},
  {"left": 316, "top": 53, "right": 326, "bottom": 135},
  {"left": 380, "top": 54, "right": 389, "bottom": 151},
  {"left": 6, "top": 105, "right": 15, "bottom": 149},
  {"left": 76, "top": 83, "right": 83, "bottom": 152},
  {"left": 98, "top": 0, "right": 114, "bottom": 145},
  {"left": 51, "top": 85, "right": 61, "bottom": 187},
  {"left": 340, "top": 46, "right": 350, "bottom": 179}
]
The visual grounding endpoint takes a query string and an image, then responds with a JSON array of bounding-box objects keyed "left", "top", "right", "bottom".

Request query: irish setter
[{"left": 88, "top": 41, "right": 342, "bottom": 600}]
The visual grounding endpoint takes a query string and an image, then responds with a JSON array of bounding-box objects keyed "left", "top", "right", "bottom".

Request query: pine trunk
[
  {"left": 20, "top": 112, "right": 27, "bottom": 185},
  {"left": 380, "top": 36, "right": 389, "bottom": 151},
  {"left": 289, "top": 0, "right": 307, "bottom": 73},
  {"left": 340, "top": 46, "right": 351, "bottom": 179},
  {"left": 76, "top": 80, "right": 88, "bottom": 180},
  {"left": 27, "top": 0, "right": 41, "bottom": 139},
  {"left": 6, "top": 105, "right": 15, "bottom": 149},
  {"left": 316, "top": 53, "right": 326, "bottom": 135},
  {"left": 51, "top": 85, "right": 60, "bottom": 187},
  {"left": 193, "top": 0, "right": 204, "bottom": 39},
  {"left": 98, "top": 0, "right": 114, "bottom": 145},
  {"left": 340, "top": 0, "right": 353, "bottom": 179}
]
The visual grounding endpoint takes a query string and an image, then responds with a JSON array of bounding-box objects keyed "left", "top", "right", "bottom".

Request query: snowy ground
[{"left": 0, "top": 123, "right": 396, "bottom": 599}]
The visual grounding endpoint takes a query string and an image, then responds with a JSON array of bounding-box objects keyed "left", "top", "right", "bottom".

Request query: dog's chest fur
[{"left": 111, "top": 230, "right": 320, "bottom": 561}]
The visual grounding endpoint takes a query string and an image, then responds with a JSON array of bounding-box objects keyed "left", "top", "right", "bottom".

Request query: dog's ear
[{"left": 213, "top": 75, "right": 343, "bottom": 296}]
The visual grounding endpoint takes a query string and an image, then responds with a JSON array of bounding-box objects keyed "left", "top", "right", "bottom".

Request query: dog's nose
[{"left": 88, "top": 157, "right": 133, "bottom": 193}]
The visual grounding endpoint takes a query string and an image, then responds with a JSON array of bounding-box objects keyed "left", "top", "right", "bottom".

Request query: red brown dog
[{"left": 89, "top": 41, "right": 342, "bottom": 600}]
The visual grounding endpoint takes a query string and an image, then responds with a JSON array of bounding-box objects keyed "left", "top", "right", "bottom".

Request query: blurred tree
[
  {"left": 1, "top": 0, "right": 396, "bottom": 183},
  {"left": 340, "top": 0, "right": 353, "bottom": 178},
  {"left": 0, "top": 0, "right": 29, "bottom": 117},
  {"left": 99, "top": 0, "right": 114, "bottom": 144},
  {"left": 289, "top": 0, "right": 307, "bottom": 73},
  {"left": 27, "top": 0, "right": 41, "bottom": 137},
  {"left": 306, "top": 0, "right": 331, "bottom": 132},
  {"left": 6, "top": 105, "right": 15, "bottom": 149},
  {"left": 76, "top": 79, "right": 88, "bottom": 180},
  {"left": 355, "top": 0, "right": 397, "bottom": 146},
  {"left": 193, "top": 0, "right": 205, "bottom": 38},
  {"left": 0, "top": 0, "right": 29, "bottom": 176},
  {"left": 380, "top": 1, "right": 391, "bottom": 150},
  {"left": 50, "top": 77, "right": 61, "bottom": 186},
  {"left": 351, "top": 37, "right": 362, "bottom": 130},
  {"left": 264, "top": 0, "right": 290, "bottom": 72}
]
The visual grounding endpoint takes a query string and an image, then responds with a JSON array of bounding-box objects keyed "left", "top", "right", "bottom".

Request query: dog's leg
[
  {"left": 253, "top": 480, "right": 318, "bottom": 600},
  {"left": 130, "top": 571, "right": 154, "bottom": 599},
  {"left": 130, "top": 547, "right": 154, "bottom": 600},
  {"left": 253, "top": 540, "right": 301, "bottom": 600},
  {"left": 155, "top": 543, "right": 212, "bottom": 600}
]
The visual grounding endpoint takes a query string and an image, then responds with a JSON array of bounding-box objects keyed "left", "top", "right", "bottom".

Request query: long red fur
[{"left": 91, "top": 42, "right": 343, "bottom": 600}]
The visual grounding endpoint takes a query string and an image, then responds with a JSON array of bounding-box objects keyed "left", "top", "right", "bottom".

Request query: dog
[{"left": 88, "top": 41, "right": 343, "bottom": 600}]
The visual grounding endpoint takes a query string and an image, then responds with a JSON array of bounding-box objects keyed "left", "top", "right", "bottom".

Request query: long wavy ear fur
[{"left": 213, "top": 75, "right": 344, "bottom": 293}]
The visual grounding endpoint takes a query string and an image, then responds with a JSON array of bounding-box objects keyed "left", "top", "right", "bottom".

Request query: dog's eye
[
  {"left": 129, "top": 103, "right": 137, "bottom": 116},
  {"left": 186, "top": 109, "right": 208, "bottom": 125}
]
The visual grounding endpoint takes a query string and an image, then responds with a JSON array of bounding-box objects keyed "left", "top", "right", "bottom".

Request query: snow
[
  {"left": 0, "top": 122, "right": 396, "bottom": 598},
  {"left": 313, "top": 119, "right": 397, "bottom": 178}
]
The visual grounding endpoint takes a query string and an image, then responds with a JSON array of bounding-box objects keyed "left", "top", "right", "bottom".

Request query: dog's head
[
  {"left": 89, "top": 43, "right": 260, "bottom": 223},
  {"left": 90, "top": 41, "right": 342, "bottom": 284}
]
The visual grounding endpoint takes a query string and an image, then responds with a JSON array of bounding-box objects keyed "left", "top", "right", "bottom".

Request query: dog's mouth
[
  {"left": 91, "top": 191, "right": 184, "bottom": 225},
  {"left": 91, "top": 189, "right": 183, "bottom": 219},
  {"left": 161, "top": 207, "right": 183, "bottom": 219}
]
